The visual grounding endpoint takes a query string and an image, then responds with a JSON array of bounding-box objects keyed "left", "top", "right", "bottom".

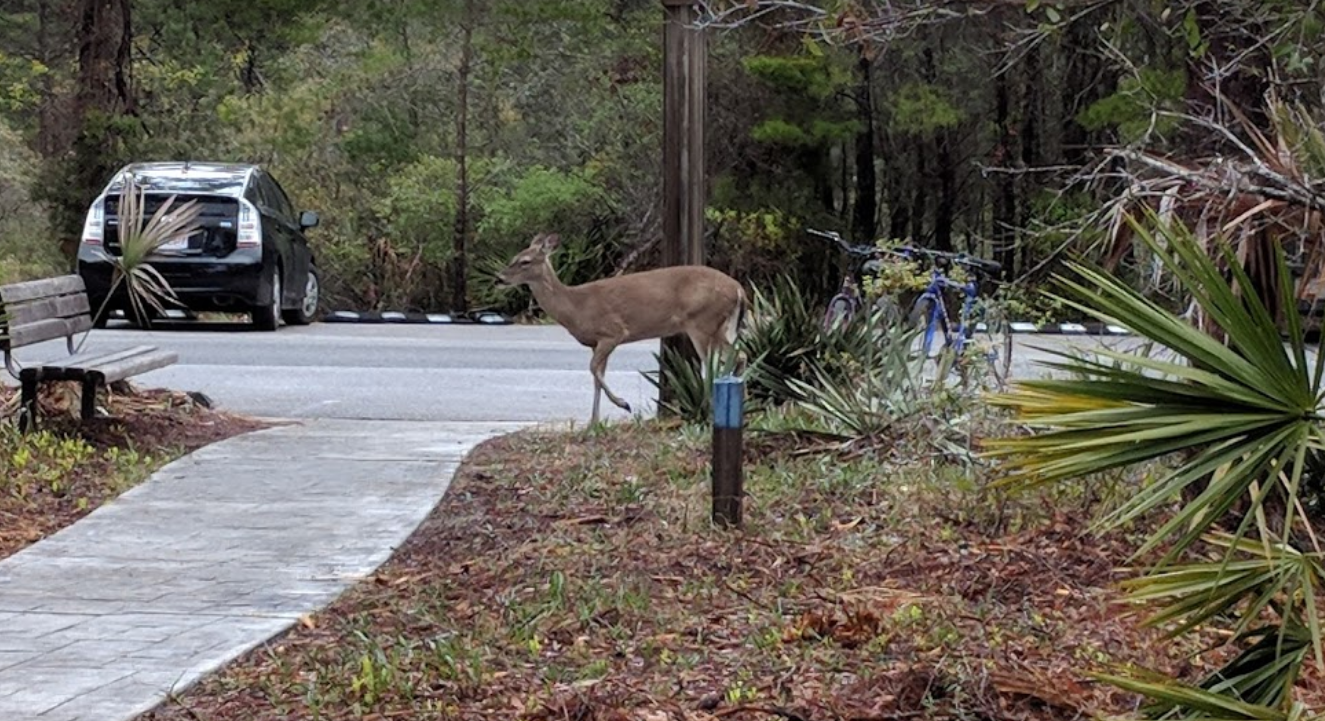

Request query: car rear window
[{"left": 106, "top": 171, "right": 247, "bottom": 196}]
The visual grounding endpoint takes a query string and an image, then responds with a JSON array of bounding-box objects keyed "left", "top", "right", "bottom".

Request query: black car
[{"left": 77, "top": 161, "right": 320, "bottom": 330}]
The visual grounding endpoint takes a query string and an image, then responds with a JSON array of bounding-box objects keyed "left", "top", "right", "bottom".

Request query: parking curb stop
[{"left": 322, "top": 309, "right": 513, "bottom": 325}]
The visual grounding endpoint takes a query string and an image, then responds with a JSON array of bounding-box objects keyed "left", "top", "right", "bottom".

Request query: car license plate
[{"left": 158, "top": 234, "right": 191, "bottom": 252}]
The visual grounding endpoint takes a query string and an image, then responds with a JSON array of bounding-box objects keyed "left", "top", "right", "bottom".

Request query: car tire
[
  {"left": 252, "top": 269, "right": 282, "bottom": 332},
  {"left": 283, "top": 265, "right": 320, "bottom": 326}
]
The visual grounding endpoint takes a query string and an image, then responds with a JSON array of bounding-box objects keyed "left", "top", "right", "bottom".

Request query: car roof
[{"left": 105, "top": 162, "right": 258, "bottom": 197}]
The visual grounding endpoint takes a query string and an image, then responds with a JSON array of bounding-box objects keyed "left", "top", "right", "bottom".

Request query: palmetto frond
[
  {"left": 988, "top": 213, "right": 1325, "bottom": 565},
  {"left": 104, "top": 172, "right": 204, "bottom": 326},
  {"left": 987, "top": 211, "right": 1325, "bottom": 715}
]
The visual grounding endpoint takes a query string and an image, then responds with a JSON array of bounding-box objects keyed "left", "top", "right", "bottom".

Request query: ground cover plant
[{"left": 0, "top": 381, "right": 264, "bottom": 559}]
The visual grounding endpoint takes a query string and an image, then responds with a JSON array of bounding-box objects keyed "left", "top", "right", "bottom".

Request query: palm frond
[
  {"left": 988, "top": 212, "right": 1323, "bottom": 566},
  {"left": 107, "top": 172, "right": 204, "bottom": 327}
]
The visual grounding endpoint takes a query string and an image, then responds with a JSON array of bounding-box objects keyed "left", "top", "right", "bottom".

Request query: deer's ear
[
  {"left": 527, "top": 233, "right": 547, "bottom": 249},
  {"left": 541, "top": 234, "right": 562, "bottom": 252}
]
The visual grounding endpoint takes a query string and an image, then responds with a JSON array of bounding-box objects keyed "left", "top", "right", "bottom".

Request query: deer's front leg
[{"left": 591, "top": 341, "right": 632, "bottom": 416}]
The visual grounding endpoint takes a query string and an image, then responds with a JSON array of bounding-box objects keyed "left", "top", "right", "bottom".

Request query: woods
[{"left": 1, "top": 0, "right": 1322, "bottom": 316}]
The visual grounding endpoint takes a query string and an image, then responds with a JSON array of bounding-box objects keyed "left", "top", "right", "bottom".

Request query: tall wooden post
[{"left": 659, "top": 0, "right": 707, "bottom": 409}]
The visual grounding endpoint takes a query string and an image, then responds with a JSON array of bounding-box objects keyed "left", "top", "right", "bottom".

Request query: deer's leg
[
  {"left": 686, "top": 332, "right": 711, "bottom": 363},
  {"left": 591, "top": 341, "right": 632, "bottom": 415},
  {"left": 591, "top": 377, "right": 603, "bottom": 425}
]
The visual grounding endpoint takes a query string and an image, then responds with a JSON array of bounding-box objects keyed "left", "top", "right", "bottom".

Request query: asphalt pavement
[
  {"left": 8, "top": 322, "right": 660, "bottom": 423},
  {"left": 5, "top": 321, "right": 1152, "bottom": 424}
]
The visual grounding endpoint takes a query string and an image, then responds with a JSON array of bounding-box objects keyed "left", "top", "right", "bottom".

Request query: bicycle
[
  {"left": 807, "top": 228, "right": 899, "bottom": 329},
  {"left": 890, "top": 245, "right": 1014, "bottom": 389}
]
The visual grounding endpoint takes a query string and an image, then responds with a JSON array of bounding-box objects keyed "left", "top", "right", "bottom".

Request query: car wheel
[
  {"left": 283, "top": 265, "right": 320, "bottom": 325},
  {"left": 252, "top": 269, "right": 282, "bottom": 332}
]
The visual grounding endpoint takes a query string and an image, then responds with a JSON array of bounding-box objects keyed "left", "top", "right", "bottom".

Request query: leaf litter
[{"left": 139, "top": 420, "right": 1321, "bottom": 721}]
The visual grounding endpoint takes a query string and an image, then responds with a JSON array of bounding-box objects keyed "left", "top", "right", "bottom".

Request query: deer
[{"left": 496, "top": 233, "right": 746, "bottom": 425}]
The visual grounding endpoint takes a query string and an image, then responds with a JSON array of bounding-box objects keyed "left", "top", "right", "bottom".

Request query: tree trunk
[
  {"left": 450, "top": 4, "right": 474, "bottom": 313},
  {"left": 934, "top": 129, "right": 955, "bottom": 252},
  {"left": 1061, "top": 16, "right": 1107, "bottom": 167},
  {"left": 993, "top": 69, "right": 1016, "bottom": 275},
  {"left": 1017, "top": 44, "right": 1041, "bottom": 272},
  {"left": 35, "top": 0, "right": 62, "bottom": 158},
  {"left": 851, "top": 48, "right": 878, "bottom": 242},
  {"left": 885, "top": 126, "right": 909, "bottom": 242},
  {"left": 910, "top": 137, "right": 927, "bottom": 246},
  {"left": 61, "top": 0, "right": 134, "bottom": 249}
]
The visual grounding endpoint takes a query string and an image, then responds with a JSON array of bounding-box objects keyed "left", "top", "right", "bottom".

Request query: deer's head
[{"left": 496, "top": 233, "right": 561, "bottom": 287}]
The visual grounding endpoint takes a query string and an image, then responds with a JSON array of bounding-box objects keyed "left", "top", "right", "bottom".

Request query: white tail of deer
[{"left": 497, "top": 233, "right": 746, "bottom": 424}]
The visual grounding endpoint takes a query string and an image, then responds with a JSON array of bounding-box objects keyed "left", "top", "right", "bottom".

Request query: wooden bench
[{"left": 0, "top": 275, "right": 178, "bottom": 431}]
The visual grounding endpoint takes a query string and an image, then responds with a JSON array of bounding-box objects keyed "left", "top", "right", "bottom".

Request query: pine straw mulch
[
  {"left": 139, "top": 419, "right": 1325, "bottom": 721},
  {"left": 0, "top": 380, "right": 266, "bottom": 560}
]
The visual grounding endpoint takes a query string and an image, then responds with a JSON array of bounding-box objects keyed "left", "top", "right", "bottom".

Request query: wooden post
[
  {"left": 659, "top": 0, "right": 707, "bottom": 410},
  {"left": 712, "top": 375, "right": 744, "bottom": 528}
]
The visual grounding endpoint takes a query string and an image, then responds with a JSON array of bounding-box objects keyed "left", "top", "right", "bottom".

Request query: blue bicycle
[{"left": 890, "top": 245, "right": 1013, "bottom": 388}]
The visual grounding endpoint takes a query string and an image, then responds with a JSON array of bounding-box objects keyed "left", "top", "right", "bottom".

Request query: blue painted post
[{"left": 712, "top": 375, "right": 744, "bottom": 528}]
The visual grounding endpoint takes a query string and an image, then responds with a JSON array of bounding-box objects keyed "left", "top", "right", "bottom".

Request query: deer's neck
[{"left": 527, "top": 268, "right": 587, "bottom": 334}]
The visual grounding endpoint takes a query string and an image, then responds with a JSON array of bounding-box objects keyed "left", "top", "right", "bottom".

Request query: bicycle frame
[
  {"left": 809, "top": 229, "right": 879, "bottom": 328},
  {"left": 914, "top": 262, "right": 989, "bottom": 358}
]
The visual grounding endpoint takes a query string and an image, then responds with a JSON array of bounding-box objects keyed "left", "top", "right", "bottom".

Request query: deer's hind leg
[{"left": 590, "top": 340, "right": 632, "bottom": 423}]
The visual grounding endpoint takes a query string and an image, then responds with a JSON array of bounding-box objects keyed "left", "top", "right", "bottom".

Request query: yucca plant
[
  {"left": 788, "top": 313, "right": 925, "bottom": 438},
  {"left": 987, "top": 212, "right": 1325, "bottom": 718},
  {"left": 737, "top": 277, "right": 826, "bottom": 404},
  {"left": 642, "top": 344, "right": 748, "bottom": 425},
  {"left": 95, "top": 173, "right": 204, "bottom": 329}
]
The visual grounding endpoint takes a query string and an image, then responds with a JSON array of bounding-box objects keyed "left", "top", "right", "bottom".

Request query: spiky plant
[
  {"left": 987, "top": 212, "right": 1325, "bottom": 719},
  {"left": 97, "top": 173, "right": 203, "bottom": 328},
  {"left": 642, "top": 344, "right": 747, "bottom": 425}
]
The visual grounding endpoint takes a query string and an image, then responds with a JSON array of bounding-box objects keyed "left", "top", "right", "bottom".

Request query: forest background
[{"left": 0, "top": 0, "right": 1320, "bottom": 318}]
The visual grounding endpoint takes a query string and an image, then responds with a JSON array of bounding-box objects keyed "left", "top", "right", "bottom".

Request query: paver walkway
[{"left": 0, "top": 419, "right": 528, "bottom": 721}]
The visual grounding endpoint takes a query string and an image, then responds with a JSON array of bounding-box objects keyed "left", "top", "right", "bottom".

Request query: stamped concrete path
[{"left": 0, "top": 419, "right": 527, "bottom": 721}]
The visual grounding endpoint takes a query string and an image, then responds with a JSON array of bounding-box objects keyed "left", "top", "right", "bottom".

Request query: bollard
[{"left": 712, "top": 375, "right": 744, "bottom": 528}]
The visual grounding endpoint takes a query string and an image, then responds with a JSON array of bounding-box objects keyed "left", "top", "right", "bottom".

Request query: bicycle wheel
[
  {"left": 910, "top": 295, "right": 943, "bottom": 357},
  {"left": 871, "top": 295, "right": 904, "bottom": 327},
  {"left": 973, "top": 305, "right": 1014, "bottom": 390},
  {"left": 823, "top": 295, "right": 856, "bottom": 330}
]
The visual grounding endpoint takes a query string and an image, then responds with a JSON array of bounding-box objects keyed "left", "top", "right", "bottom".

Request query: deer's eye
[{"left": 519, "top": 259, "right": 531, "bottom": 266}]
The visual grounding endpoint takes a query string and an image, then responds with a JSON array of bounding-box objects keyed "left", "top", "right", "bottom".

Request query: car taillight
[
  {"left": 238, "top": 201, "right": 262, "bottom": 248},
  {"left": 81, "top": 198, "right": 104, "bottom": 246}
]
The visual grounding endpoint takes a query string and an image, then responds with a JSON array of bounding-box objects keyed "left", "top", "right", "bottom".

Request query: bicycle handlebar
[
  {"left": 808, "top": 229, "right": 1003, "bottom": 277},
  {"left": 805, "top": 228, "right": 877, "bottom": 258},
  {"left": 891, "top": 245, "right": 1002, "bottom": 276}
]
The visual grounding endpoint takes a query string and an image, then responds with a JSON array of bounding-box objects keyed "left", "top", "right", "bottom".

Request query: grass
[
  {"left": 137, "top": 418, "right": 1308, "bottom": 721},
  {"left": 0, "top": 381, "right": 264, "bottom": 559}
]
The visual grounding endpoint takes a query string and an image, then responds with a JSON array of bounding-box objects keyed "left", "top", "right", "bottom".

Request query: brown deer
[{"left": 497, "top": 233, "right": 746, "bottom": 424}]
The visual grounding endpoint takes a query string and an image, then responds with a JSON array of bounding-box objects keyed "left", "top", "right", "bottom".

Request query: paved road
[
  {"left": 10, "top": 322, "right": 659, "bottom": 423},
  {"left": 7, "top": 321, "right": 1148, "bottom": 423}
]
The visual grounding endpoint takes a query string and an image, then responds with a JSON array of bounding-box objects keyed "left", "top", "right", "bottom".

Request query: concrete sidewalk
[{"left": 0, "top": 419, "right": 527, "bottom": 721}]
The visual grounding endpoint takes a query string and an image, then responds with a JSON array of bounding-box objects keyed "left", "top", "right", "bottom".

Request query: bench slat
[
  {"left": 6, "top": 316, "right": 94, "bottom": 349},
  {"left": 7, "top": 294, "right": 92, "bottom": 326},
  {"left": 39, "top": 345, "right": 160, "bottom": 373},
  {"left": 0, "top": 275, "right": 86, "bottom": 304},
  {"left": 18, "top": 346, "right": 177, "bottom": 384},
  {"left": 94, "top": 350, "right": 178, "bottom": 384}
]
